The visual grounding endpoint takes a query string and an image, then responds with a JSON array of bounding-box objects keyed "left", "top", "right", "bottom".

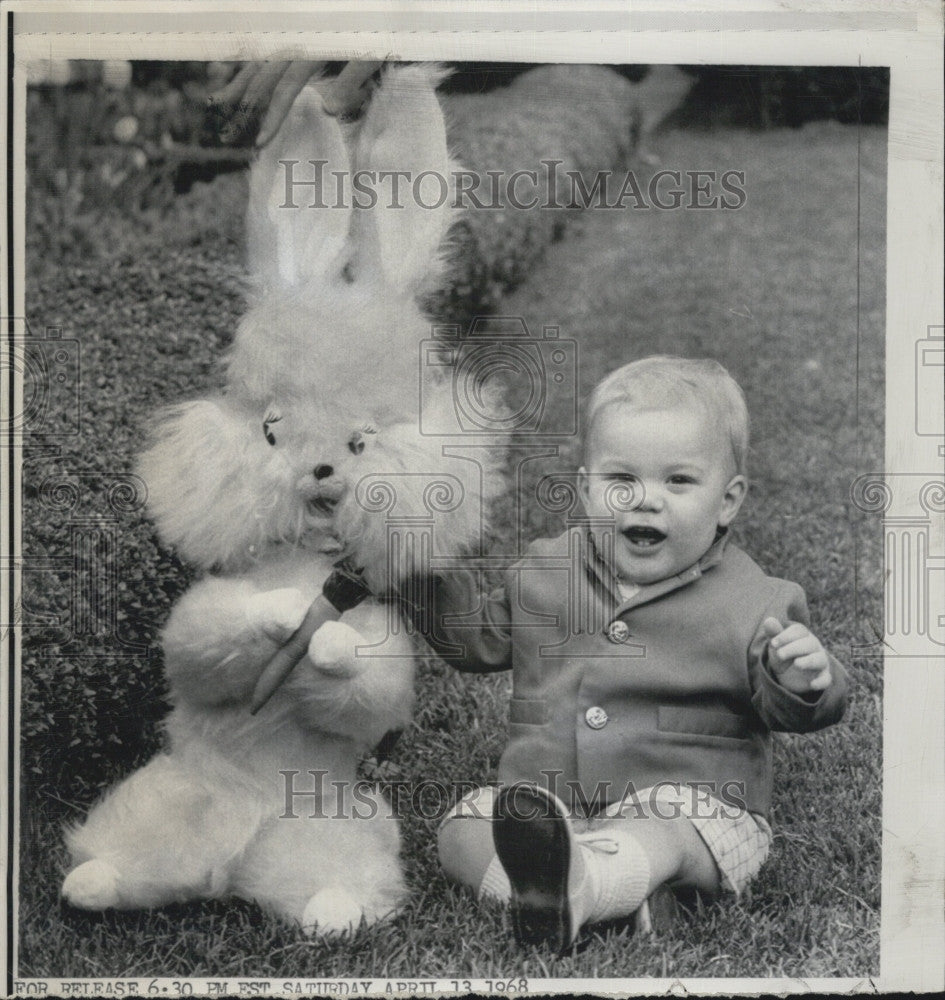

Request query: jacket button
[
  {"left": 607, "top": 620, "right": 631, "bottom": 643},
  {"left": 585, "top": 706, "right": 609, "bottom": 729}
]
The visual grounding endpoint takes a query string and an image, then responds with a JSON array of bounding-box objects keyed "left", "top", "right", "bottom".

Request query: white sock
[
  {"left": 478, "top": 855, "right": 512, "bottom": 902},
  {"left": 575, "top": 829, "right": 651, "bottom": 925}
]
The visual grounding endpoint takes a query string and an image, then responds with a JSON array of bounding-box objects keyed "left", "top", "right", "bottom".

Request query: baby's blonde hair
[{"left": 584, "top": 356, "right": 750, "bottom": 475}]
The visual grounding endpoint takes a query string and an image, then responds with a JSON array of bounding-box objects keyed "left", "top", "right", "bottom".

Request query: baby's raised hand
[{"left": 762, "top": 617, "right": 832, "bottom": 694}]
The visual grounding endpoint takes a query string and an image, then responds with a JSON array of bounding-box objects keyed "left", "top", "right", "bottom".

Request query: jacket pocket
[
  {"left": 509, "top": 697, "right": 550, "bottom": 726},
  {"left": 657, "top": 704, "right": 752, "bottom": 741}
]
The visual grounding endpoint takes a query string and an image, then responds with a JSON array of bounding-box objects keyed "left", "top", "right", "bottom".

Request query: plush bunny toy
[{"left": 61, "top": 65, "right": 501, "bottom": 935}]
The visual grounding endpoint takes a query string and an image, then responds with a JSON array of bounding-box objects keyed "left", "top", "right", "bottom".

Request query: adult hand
[{"left": 210, "top": 60, "right": 384, "bottom": 147}]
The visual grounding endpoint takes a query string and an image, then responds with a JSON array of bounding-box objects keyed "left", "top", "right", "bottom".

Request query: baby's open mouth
[{"left": 623, "top": 525, "right": 667, "bottom": 548}]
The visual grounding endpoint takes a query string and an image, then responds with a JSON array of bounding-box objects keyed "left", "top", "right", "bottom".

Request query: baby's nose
[
  {"left": 637, "top": 486, "right": 664, "bottom": 512},
  {"left": 313, "top": 464, "right": 334, "bottom": 481}
]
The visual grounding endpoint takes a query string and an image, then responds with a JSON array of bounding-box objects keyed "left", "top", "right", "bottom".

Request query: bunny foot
[
  {"left": 301, "top": 886, "right": 365, "bottom": 936},
  {"left": 62, "top": 859, "right": 121, "bottom": 910},
  {"left": 307, "top": 620, "right": 364, "bottom": 677}
]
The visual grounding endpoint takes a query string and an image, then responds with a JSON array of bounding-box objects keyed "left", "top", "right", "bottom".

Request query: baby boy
[{"left": 417, "top": 355, "right": 848, "bottom": 951}]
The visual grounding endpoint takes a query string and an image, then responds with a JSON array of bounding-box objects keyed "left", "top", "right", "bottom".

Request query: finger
[
  {"left": 256, "top": 60, "right": 327, "bottom": 149},
  {"left": 768, "top": 622, "right": 809, "bottom": 650},
  {"left": 807, "top": 666, "right": 833, "bottom": 691},
  {"left": 790, "top": 651, "right": 829, "bottom": 671},
  {"left": 218, "top": 62, "right": 292, "bottom": 143},
  {"left": 241, "top": 61, "right": 293, "bottom": 115},
  {"left": 772, "top": 635, "right": 821, "bottom": 663},
  {"left": 322, "top": 60, "right": 384, "bottom": 117},
  {"left": 762, "top": 616, "right": 784, "bottom": 639},
  {"left": 210, "top": 62, "right": 258, "bottom": 107}
]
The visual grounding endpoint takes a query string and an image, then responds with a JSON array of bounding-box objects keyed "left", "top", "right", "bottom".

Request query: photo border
[{"left": 2, "top": 1, "right": 942, "bottom": 995}]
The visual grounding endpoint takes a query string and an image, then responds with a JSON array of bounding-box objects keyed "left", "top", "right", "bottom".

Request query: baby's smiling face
[{"left": 579, "top": 401, "right": 747, "bottom": 586}]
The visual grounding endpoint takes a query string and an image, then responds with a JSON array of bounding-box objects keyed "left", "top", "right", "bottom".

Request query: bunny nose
[{"left": 313, "top": 464, "right": 334, "bottom": 481}]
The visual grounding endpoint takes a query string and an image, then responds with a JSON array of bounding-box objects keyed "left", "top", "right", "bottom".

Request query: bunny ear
[
  {"left": 355, "top": 64, "right": 456, "bottom": 292},
  {"left": 247, "top": 84, "right": 353, "bottom": 289}
]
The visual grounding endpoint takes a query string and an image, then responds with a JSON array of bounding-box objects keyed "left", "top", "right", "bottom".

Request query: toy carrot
[{"left": 250, "top": 559, "right": 371, "bottom": 714}]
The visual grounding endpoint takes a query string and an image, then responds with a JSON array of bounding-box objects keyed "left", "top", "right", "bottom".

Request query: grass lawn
[{"left": 19, "top": 119, "right": 885, "bottom": 980}]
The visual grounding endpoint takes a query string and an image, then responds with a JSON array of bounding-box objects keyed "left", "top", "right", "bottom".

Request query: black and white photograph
[{"left": 2, "top": 2, "right": 942, "bottom": 995}]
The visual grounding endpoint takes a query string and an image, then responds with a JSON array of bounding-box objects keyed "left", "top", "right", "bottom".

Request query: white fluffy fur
[{"left": 63, "top": 65, "right": 503, "bottom": 935}]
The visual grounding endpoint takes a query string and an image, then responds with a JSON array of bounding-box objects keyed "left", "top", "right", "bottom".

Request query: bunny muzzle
[{"left": 299, "top": 466, "right": 347, "bottom": 525}]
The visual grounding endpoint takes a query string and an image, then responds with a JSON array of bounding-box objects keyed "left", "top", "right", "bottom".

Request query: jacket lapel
[{"left": 584, "top": 526, "right": 731, "bottom": 615}]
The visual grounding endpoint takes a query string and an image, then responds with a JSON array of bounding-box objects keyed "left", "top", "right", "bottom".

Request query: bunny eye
[
  {"left": 348, "top": 426, "right": 376, "bottom": 455},
  {"left": 263, "top": 412, "right": 282, "bottom": 447}
]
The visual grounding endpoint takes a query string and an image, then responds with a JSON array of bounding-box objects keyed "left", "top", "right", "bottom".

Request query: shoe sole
[{"left": 493, "top": 784, "right": 573, "bottom": 952}]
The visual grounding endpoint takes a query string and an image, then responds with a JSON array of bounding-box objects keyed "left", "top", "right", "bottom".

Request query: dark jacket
[{"left": 421, "top": 528, "right": 848, "bottom": 817}]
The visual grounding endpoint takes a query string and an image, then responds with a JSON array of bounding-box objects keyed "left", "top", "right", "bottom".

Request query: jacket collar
[{"left": 582, "top": 525, "right": 731, "bottom": 614}]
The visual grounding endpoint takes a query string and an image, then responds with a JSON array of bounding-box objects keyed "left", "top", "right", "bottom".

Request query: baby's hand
[{"left": 762, "top": 618, "right": 832, "bottom": 694}]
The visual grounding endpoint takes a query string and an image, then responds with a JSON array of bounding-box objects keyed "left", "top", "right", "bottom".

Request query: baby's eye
[
  {"left": 348, "top": 426, "right": 377, "bottom": 455},
  {"left": 263, "top": 412, "right": 282, "bottom": 447},
  {"left": 668, "top": 474, "right": 696, "bottom": 486},
  {"left": 607, "top": 472, "right": 638, "bottom": 483}
]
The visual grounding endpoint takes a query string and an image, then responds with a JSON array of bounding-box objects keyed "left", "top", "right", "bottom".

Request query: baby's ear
[
  {"left": 354, "top": 64, "right": 457, "bottom": 293},
  {"left": 577, "top": 466, "right": 591, "bottom": 508},
  {"left": 718, "top": 474, "right": 748, "bottom": 526},
  {"left": 247, "top": 82, "right": 352, "bottom": 289}
]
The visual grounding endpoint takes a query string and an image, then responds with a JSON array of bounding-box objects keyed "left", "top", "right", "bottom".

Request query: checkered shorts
[
  {"left": 443, "top": 782, "right": 772, "bottom": 894},
  {"left": 604, "top": 783, "right": 772, "bottom": 894}
]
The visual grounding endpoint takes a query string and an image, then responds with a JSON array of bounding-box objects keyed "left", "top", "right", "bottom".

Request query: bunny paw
[
  {"left": 62, "top": 859, "right": 121, "bottom": 910},
  {"left": 301, "top": 887, "right": 365, "bottom": 937},
  {"left": 307, "top": 620, "right": 364, "bottom": 677},
  {"left": 248, "top": 588, "right": 311, "bottom": 643}
]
